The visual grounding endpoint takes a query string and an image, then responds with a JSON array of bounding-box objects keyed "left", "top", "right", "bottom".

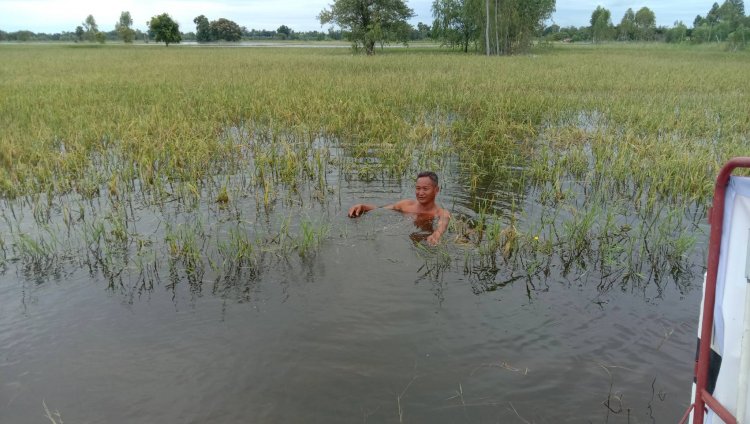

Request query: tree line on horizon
[
  {"left": 0, "top": 0, "right": 747, "bottom": 52},
  {"left": 0, "top": 11, "right": 348, "bottom": 44},
  {"left": 551, "top": 0, "right": 748, "bottom": 50}
]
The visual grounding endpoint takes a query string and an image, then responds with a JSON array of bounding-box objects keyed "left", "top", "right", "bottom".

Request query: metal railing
[{"left": 682, "top": 157, "right": 750, "bottom": 424}]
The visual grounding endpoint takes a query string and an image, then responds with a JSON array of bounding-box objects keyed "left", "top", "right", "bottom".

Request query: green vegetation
[
  {"left": 0, "top": 43, "right": 748, "bottom": 294},
  {"left": 430, "top": 0, "right": 555, "bottom": 54},
  {"left": 193, "top": 16, "right": 243, "bottom": 42},
  {"left": 549, "top": 0, "right": 749, "bottom": 48},
  {"left": 2, "top": 43, "right": 746, "bottom": 200},
  {"left": 115, "top": 11, "right": 135, "bottom": 44},
  {"left": 148, "top": 13, "right": 181, "bottom": 46},
  {"left": 319, "top": 0, "right": 415, "bottom": 55}
]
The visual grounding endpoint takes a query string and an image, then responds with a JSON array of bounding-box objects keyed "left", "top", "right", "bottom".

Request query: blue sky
[{"left": 0, "top": 0, "right": 714, "bottom": 33}]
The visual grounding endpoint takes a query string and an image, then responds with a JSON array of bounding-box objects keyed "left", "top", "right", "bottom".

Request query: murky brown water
[{"left": 0, "top": 168, "right": 704, "bottom": 423}]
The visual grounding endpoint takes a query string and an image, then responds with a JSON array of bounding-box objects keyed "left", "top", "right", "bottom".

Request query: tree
[
  {"left": 210, "top": 18, "right": 243, "bottom": 41},
  {"left": 194, "top": 15, "right": 211, "bottom": 42},
  {"left": 277, "top": 25, "right": 292, "bottom": 39},
  {"left": 727, "top": 23, "right": 748, "bottom": 49},
  {"left": 692, "top": 0, "right": 747, "bottom": 44},
  {"left": 618, "top": 8, "right": 636, "bottom": 41},
  {"left": 590, "top": 6, "right": 613, "bottom": 43},
  {"left": 634, "top": 7, "right": 656, "bottom": 40},
  {"left": 83, "top": 14, "right": 99, "bottom": 42},
  {"left": 492, "top": 0, "right": 555, "bottom": 54},
  {"left": 416, "top": 22, "right": 431, "bottom": 39},
  {"left": 719, "top": 0, "right": 743, "bottom": 24},
  {"left": 75, "top": 25, "right": 85, "bottom": 42},
  {"left": 148, "top": 13, "right": 181, "bottom": 46},
  {"left": 318, "top": 0, "right": 415, "bottom": 55},
  {"left": 432, "top": 0, "right": 552, "bottom": 54},
  {"left": 431, "top": 0, "right": 480, "bottom": 52},
  {"left": 666, "top": 21, "right": 688, "bottom": 43},
  {"left": 116, "top": 11, "right": 135, "bottom": 43}
]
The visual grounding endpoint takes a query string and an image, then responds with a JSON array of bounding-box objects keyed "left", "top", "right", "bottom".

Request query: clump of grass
[
  {"left": 215, "top": 185, "right": 229, "bottom": 204},
  {"left": 297, "top": 218, "right": 329, "bottom": 257}
]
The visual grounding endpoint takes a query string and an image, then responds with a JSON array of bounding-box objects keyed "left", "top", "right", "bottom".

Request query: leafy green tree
[
  {"left": 83, "top": 14, "right": 98, "bottom": 41},
  {"left": 432, "top": 0, "right": 553, "bottom": 54},
  {"left": 277, "top": 25, "right": 292, "bottom": 39},
  {"left": 719, "top": 0, "right": 743, "bottom": 24},
  {"left": 115, "top": 11, "right": 135, "bottom": 43},
  {"left": 692, "top": 24, "right": 711, "bottom": 42},
  {"left": 318, "top": 0, "right": 415, "bottom": 55},
  {"left": 431, "top": 0, "right": 480, "bottom": 52},
  {"left": 618, "top": 8, "right": 636, "bottom": 41},
  {"left": 693, "top": 0, "right": 747, "bottom": 44},
  {"left": 727, "top": 23, "right": 748, "bottom": 49},
  {"left": 491, "top": 0, "right": 555, "bottom": 54},
  {"left": 148, "top": 13, "right": 181, "bottom": 46},
  {"left": 16, "top": 30, "right": 33, "bottom": 41},
  {"left": 590, "top": 6, "right": 613, "bottom": 43},
  {"left": 194, "top": 15, "right": 211, "bottom": 42},
  {"left": 74, "top": 25, "right": 84, "bottom": 42},
  {"left": 210, "top": 18, "right": 242, "bottom": 41},
  {"left": 416, "top": 22, "right": 431, "bottom": 39},
  {"left": 634, "top": 7, "right": 656, "bottom": 40},
  {"left": 707, "top": 2, "right": 722, "bottom": 24},
  {"left": 666, "top": 21, "right": 688, "bottom": 43}
]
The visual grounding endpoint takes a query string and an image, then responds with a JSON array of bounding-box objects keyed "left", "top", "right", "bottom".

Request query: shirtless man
[{"left": 348, "top": 171, "right": 451, "bottom": 245}]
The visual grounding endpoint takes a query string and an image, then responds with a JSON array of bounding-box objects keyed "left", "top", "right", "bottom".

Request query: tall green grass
[
  {"left": 1, "top": 43, "right": 747, "bottom": 294},
  {"left": 1, "top": 43, "right": 747, "bottom": 201}
]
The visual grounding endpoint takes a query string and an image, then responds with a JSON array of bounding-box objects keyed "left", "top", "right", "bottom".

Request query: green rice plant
[
  {"left": 559, "top": 203, "right": 600, "bottom": 273},
  {"left": 15, "top": 233, "right": 49, "bottom": 261},
  {"left": 297, "top": 218, "right": 329, "bottom": 257},
  {"left": 0, "top": 43, "right": 745, "bottom": 294},
  {"left": 13, "top": 228, "right": 61, "bottom": 274},
  {"left": 216, "top": 184, "right": 230, "bottom": 205}
]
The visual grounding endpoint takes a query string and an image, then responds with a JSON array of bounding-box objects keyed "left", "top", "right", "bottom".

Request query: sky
[{"left": 0, "top": 0, "right": 714, "bottom": 34}]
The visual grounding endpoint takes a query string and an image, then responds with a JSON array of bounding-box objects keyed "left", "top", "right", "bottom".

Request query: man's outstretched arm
[
  {"left": 426, "top": 209, "right": 451, "bottom": 245},
  {"left": 348, "top": 203, "right": 377, "bottom": 218},
  {"left": 348, "top": 200, "right": 406, "bottom": 218}
]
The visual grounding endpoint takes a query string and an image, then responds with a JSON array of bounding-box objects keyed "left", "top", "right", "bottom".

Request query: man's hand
[
  {"left": 348, "top": 204, "right": 372, "bottom": 218},
  {"left": 425, "top": 209, "right": 450, "bottom": 246}
]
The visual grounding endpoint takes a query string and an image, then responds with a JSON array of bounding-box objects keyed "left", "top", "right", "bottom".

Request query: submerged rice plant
[{"left": 0, "top": 43, "right": 745, "bottom": 295}]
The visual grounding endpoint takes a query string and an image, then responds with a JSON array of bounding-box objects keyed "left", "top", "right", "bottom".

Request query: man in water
[{"left": 348, "top": 171, "right": 451, "bottom": 245}]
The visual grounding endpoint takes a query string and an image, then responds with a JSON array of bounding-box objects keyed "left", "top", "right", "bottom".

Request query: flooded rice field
[{"left": 0, "top": 133, "right": 706, "bottom": 423}]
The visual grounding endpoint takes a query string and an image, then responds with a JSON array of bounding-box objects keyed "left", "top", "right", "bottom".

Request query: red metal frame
[{"left": 685, "top": 157, "right": 750, "bottom": 424}]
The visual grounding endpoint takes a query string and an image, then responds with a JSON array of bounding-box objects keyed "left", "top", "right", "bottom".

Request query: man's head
[
  {"left": 417, "top": 171, "right": 438, "bottom": 186},
  {"left": 415, "top": 171, "right": 439, "bottom": 205}
]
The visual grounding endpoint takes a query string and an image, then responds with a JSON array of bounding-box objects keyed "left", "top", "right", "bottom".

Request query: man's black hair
[{"left": 417, "top": 171, "right": 439, "bottom": 186}]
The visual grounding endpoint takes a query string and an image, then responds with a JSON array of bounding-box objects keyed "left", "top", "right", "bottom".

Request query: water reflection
[{"left": 0, "top": 133, "right": 708, "bottom": 422}]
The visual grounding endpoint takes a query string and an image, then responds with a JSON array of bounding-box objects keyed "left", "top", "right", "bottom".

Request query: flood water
[{"left": 0, "top": 162, "right": 705, "bottom": 423}]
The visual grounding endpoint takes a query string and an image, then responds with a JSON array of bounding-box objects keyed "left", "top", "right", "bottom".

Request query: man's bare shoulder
[{"left": 390, "top": 199, "right": 418, "bottom": 212}]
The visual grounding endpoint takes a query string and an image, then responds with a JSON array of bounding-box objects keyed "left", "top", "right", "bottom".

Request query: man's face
[{"left": 415, "top": 176, "right": 438, "bottom": 205}]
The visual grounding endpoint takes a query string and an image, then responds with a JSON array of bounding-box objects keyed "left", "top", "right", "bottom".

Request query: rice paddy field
[{"left": 1, "top": 42, "right": 749, "bottom": 422}]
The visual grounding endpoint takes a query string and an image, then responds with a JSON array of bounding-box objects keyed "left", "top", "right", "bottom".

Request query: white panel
[{"left": 707, "top": 176, "right": 750, "bottom": 424}]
